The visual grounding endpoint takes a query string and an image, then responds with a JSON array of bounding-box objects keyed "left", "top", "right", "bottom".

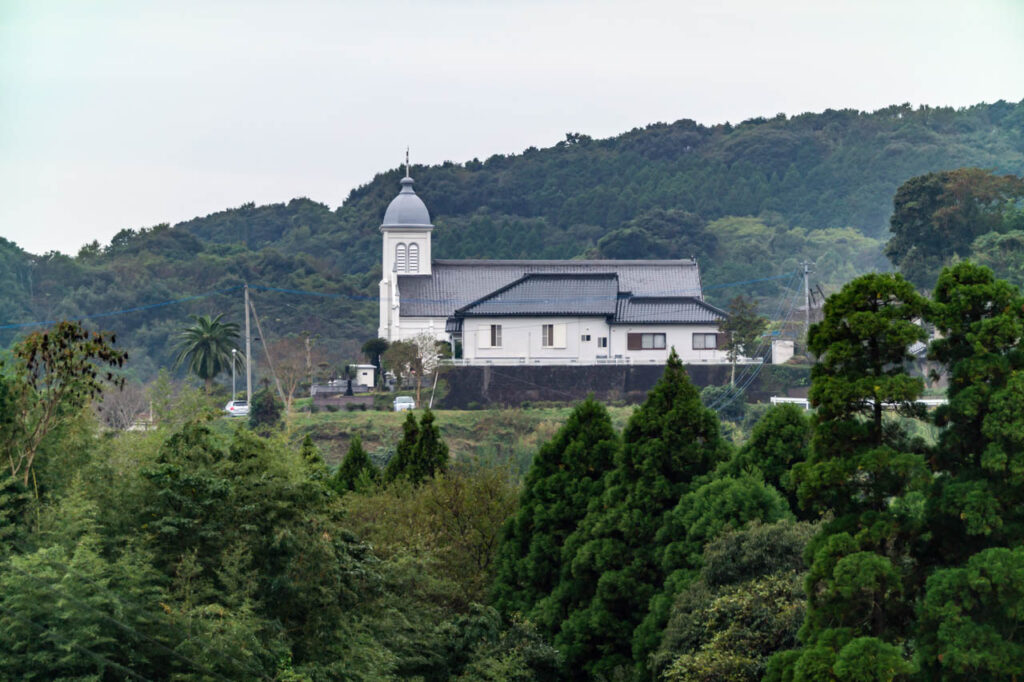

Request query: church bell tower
[{"left": 378, "top": 158, "right": 433, "bottom": 340}]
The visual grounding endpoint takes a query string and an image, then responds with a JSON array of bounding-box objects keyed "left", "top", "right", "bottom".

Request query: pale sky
[{"left": 1, "top": 0, "right": 1022, "bottom": 256}]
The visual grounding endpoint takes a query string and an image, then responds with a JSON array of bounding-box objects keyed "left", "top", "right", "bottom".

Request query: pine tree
[
  {"left": 916, "top": 546, "right": 1024, "bottom": 680},
  {"left": 922, "top": 261, "right": 1024, "bottom": 568},
  {"left": 408, "top": 409, "right": 449, "bottom": 484},
  {"left": 547, "top": 350, "right": 730, "bottom": 680},
  {"left": 635, "top": 472, "right": 793, "bottom": 669},
  {"left": 914, "top": 261, "right": 1024, "bottom": 680},
  {"left": 332, "top": 436, "right": 378, "bottom": 493},
  {"left": 784, "top": 273, "right": 930, "bottom": 681},
  {"left": 728, "top": 402, "right": 812, "bottom": 517},
  {"left": 300, "top": 434, "right": 328, "bottom": 482},
  {"left": 491, "top": 397, "right": 619, "bottom": 621},
  {"left": 384, "top": 410, "right": 448, "bottom": 485},
  {"left": 384, "top": 411, "right": 419, "bottom": 484}
]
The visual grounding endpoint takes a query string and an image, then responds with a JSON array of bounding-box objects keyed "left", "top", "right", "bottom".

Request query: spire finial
[{"left": 405, "top": 147, "right": 410, "bottom": 178}]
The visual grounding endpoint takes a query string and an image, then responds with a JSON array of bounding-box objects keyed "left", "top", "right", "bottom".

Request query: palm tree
[{"left": 174, "top": 314, "right": 242, "bottom": 393}]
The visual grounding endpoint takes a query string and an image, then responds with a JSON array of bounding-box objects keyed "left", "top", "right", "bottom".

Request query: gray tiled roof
[
  {"left": 614, "top": 296, "right": 726, "bottom": 324},
  {"left": 398, "top": 259, "right": 701, "bottom": 317},
  {"left": 456, "top": 274, "right": 619, "bottom": 317}
]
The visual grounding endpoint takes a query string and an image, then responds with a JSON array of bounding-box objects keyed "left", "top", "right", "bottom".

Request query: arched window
[
  {"left": 395, "top": 243, "right": 407, "bottom": 273},
  {"left": 408, "top": 243, "right": 419, "bottom": 273}
]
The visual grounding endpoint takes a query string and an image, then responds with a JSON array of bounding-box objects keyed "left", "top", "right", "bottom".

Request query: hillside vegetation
[
  {"left": 4, "top": 256, "right": 1024, "bottom": 679},
  {"left": 2, "top": 100, "right": 1023, "bottom": 380}
]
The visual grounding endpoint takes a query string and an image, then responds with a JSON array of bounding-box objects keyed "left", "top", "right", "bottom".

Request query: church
[{"left": 377, "top": 171, "right": 731, "bottom": 365}]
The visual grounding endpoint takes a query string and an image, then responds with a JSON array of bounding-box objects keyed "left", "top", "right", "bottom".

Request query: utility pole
[
  {"left": 304, "top": 334, "right": 312, "bottom": 388},
  {"left": 801, "top": 261, "right": 814, "bottom": 346},
  {"left": 244, "top": 284, "right": 252, "bottom": 404}
]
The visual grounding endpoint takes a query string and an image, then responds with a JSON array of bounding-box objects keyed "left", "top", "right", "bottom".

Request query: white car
[
  {"left": 224, "top": 400, "right": 249, "bottom": 417},
  {"left": 393, "top": 396, "right": 416, "bottom": 412}
]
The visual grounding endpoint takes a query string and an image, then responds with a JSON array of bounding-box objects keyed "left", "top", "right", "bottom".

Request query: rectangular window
[
  {"left": 581, "top": 334, "right": 591, "bottom": 342},
  {"left": 541, "top": 323, "right": 567, "bottom": 348},
  {"left": 598, "top": 337, "right": 608, "bottom": 348},
  {"left": 491, "top": 324, "right": 502, "bottom": 347},
  {"left": 627, "top": 332, "right": 666, "bottom": 350},
  {"left": 693, "top": 333, "right": 719, "bottom": 350}
]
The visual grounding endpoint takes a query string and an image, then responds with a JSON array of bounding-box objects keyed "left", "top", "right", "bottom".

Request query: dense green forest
[
  {"left": 2, "top": 100, "right": 1023, "bottom": 381},
  {"left": 3, "top": 258, "right": 1024, "bottom": 680}
]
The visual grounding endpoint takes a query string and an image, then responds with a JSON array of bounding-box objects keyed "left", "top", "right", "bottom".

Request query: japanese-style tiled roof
[
  {"left": 613, "top": 296, "right": 727, "bottom": 324},
  {"left": 455, "top": 273, "right": 619, "bottom": 317},
  {"left": 398, "top": 259, "right": 701, "bottom": 317}
]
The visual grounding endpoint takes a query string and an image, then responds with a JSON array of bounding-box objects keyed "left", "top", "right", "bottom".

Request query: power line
[
  {"left": 0, "top": 286, "right": 243, "bottom": 331},
  {"left": 1, "top": 271, "right": 799, "bottom": 332},
  {"left": 707, "top": 270, "right": 805, "bottom": 414}
]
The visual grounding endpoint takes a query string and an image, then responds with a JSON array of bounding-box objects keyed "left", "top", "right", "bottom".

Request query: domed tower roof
[{"left": 381, "top": 175, "right": 432, "bottom": 228}]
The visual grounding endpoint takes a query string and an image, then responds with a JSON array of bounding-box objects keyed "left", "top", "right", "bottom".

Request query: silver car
[
  {"left": 393, "top": 396, "right": 415, "bottom": 412},
  {"left": 224, "top": 400, "right": 250, "bottom": 417}
]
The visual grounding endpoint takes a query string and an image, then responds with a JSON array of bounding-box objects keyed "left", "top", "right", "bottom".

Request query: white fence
[
  {"left": 440, "top": 357, "right": 763, "bottom": 368},
  {"left": 770, "top": 396, "right": 948, "bottom": 411}
]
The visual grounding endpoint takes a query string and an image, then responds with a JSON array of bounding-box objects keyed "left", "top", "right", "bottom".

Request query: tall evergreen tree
[
  {"left": 491, "top": 397, "right": 619, "bottom": 621},
  {"left": 922, "top": 261, "right": 1024, "bottom": 567},
  {"left": 547, "top": 350, "right": 730, "bottom": 680},
  {"left": 784, "top": 273, "right": 930, "bottom": 681},
  {"left": 332, "top": 435, "right": 378, "bottom": 493},
  {"left": 635, "top": 472, "right": 793, "bottom": 667},
  {"left": 300, "top": 434, "right": 328, "bottom": 482},
  {"left": 727, "top": 402, "right": 813, "bottom": 517},
  {"left": 409, "top": 409, "right": 449, "bottom": 484},
  {"left": 914, "top": 261, "right": 1024, "bottom": 680},
  {"left": 384, "top": 410, "right": 448, "bottom": 485},
  {"left": 916, "top": 546, "right": 1024, "bottom": 681},
  {"left": 385, "top": 411, "right": 420, "bottom": 484}
]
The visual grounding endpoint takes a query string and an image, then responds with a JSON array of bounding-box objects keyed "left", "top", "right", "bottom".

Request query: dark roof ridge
[
  {"left": 627, "top": 295, "right": 704, "bottom": 302},
  {"left": 518, "top": 272, "right": 619, "bottom": 280},
  {"left": 431, "top": 258, "right": 697, "bottom": 266}
]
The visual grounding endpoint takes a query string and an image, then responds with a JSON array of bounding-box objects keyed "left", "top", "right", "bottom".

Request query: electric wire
[
  {"left": 0, "top": 272, "right": 799, "bottom": 331},
  {"left": 708, "top": 273, "right": 804, "bottom": 412},
  {"left": 707, "top": 269, "right": 806, "bottom": 413},
  {"left": 706, "top": 270, "right": 803, "bottom": 412}
]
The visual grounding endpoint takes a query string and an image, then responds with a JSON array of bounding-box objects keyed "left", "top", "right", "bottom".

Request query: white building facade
[{"left": 377, "top": 173, "right": 733, "bottom": 364}]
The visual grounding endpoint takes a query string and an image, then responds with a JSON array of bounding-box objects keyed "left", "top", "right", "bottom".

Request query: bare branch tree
[{"left": 96, "top": 382, "right": 148, "bottom": 431}]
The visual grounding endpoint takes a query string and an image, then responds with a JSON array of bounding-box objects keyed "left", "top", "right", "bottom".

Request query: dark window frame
[
  {"left": 627, "top": 332, "right": 666, "bottom": 350},
  {"left": 693, "top": 332, "right": 719, "bottom": 350}
]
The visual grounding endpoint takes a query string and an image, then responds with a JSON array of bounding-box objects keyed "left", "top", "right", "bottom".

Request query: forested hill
[
  {"left": 343, "top": 100, "right": 1024, "bottom": 239},
  {"left": 2, "top": 100, "right": 1023, "bottom": 380}
]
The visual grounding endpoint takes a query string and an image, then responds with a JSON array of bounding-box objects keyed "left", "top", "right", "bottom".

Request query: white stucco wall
[
  {"left": 461, "top": 316, "right": 610, "bottom": 362},
  {"left": 390, "top": 317, "right": 449, "bottom": 343},
  {"left": 608, "top": 324, "right": 731, "bottom": 364},
  {"left": 459, "top": 318, "right": 733, "bottom": 364}
]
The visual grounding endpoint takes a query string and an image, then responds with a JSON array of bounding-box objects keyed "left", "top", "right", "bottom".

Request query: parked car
[
  {"left": 393, "top": 396, "right": 415, "bottom": 412},
  {"left": 224, "top": 400, "right": 250, "bottom": 417}
]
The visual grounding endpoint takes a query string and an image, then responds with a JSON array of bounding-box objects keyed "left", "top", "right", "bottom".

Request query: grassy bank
[{"left": 288, "top": 406, "right": 637, "bottom": 476}]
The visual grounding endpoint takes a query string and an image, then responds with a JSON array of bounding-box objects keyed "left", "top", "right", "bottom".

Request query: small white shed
[{"left": 353, "top": 364, "right": 376, "bottom": 388}]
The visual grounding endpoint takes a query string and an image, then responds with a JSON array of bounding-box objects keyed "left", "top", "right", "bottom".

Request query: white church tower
[{"left": 378, "top": 163, "right": 433, "bottom": 341}]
